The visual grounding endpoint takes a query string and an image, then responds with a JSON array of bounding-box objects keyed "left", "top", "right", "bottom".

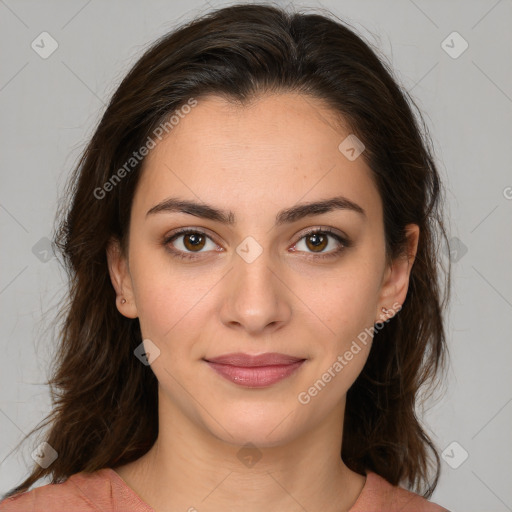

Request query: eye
[
  {"left": 291, "top": 228, "right": 350, "bottom": 259},
  {"left": 164, "top": 229, "right": 218, "bottom": 260}
]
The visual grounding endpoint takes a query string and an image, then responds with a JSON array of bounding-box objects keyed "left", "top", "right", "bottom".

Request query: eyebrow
[{"left": 146, "top": 195, "right": 366, "bottom": 225}]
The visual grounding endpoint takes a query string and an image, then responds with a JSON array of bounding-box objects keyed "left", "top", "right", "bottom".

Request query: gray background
[{"left": 1, "top": 0, "right": 511, "bottom": 510}]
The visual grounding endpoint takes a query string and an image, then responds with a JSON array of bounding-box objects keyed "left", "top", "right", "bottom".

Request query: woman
[{"left": 1, "top": 3, "right": 452, "bottom": 511}]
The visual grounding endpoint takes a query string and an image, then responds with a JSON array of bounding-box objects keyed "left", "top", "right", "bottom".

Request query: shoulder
[
  {"left": 350, "top": 471, "right": 451, "bottom": 512},
  {"left": 0, "top": 468, "right": 116, "bottom": 512}
]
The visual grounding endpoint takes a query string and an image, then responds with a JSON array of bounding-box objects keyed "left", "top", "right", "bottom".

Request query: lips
[
  {"left": 204, "top": 352, "right": 305, "bottom": 367},
  {"left": 204, "top": 352, "right": 306, "bottom": 388}
]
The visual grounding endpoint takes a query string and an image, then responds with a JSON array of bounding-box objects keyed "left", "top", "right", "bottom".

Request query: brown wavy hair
[{"left": 3, "top": 2, "right": 451, "bottom": 500}]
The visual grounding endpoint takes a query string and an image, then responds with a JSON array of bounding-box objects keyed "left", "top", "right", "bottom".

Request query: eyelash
[{"left": 163, "top": 227, "right": 351, "bottom": 261}]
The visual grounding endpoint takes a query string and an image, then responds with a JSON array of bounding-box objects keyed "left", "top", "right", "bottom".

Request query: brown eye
[
  {"left": 182, "top": 232, "right": 206, "bottom": 252},
  {"left": 165, "top": 229, "right": 217, "bottom": 259},
  {"left": 293, "top": 228, "right": 348, "bottom": 258},
  {"left": 304, "top": 232, "right": 329, "bottom": 253}
]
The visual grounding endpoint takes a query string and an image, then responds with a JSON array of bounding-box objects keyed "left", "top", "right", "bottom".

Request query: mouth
[{"left": 203, "top": 352, "right": 306, "bottom": 388}]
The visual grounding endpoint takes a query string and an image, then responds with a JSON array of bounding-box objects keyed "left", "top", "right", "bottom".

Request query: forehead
[{"left": 133, "top": 92, "right": 381, "bottom": 225}]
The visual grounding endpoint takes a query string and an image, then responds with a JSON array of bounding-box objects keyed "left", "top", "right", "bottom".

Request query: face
[{"left": 108, "top": 92, "right": 418, "bottom": 448}]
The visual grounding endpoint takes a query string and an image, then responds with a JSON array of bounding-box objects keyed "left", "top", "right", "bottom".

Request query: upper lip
[{"left": 204, "top": 352, "right": 305, "bottom": 367}]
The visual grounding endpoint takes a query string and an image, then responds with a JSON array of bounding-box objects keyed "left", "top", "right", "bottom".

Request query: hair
[{"left": 3, "top": 2, "right": 451, "bottom": 501}]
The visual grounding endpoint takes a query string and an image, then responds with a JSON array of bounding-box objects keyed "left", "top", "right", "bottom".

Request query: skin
[{"left": 107, "top": 92, "right": 419, "bottom": 512}]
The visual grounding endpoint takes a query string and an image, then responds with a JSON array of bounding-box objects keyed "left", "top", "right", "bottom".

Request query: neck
[{"left": 114, "top": 392, "right": 366, "bottom": 512}]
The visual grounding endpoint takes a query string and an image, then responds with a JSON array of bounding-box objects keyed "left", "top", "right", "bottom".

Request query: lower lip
[{"left": 205, "top": 360, "right": 305, "bottom": 388}]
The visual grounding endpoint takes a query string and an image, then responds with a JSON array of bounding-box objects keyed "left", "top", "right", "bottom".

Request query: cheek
[
  {"left": 294, "top": 275, "right": 377, "bottom": 409},
  {"left": 133, "top": 272, "right": 193, "bottom": 338},
  {"left": 129, "top": 248, "right": 218, "bottom": 344},
  {"left": 297, "top": 262, "right": 381, "bottom": 344}
]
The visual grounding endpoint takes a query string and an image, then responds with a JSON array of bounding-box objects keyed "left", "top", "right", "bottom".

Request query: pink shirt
[{"left": 1, "top": 468, "right": 449, "bottom": 511}]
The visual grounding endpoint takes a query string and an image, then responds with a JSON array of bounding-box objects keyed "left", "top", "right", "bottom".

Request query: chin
[{"left": 203, "top": 404, "right": 305, "bottom": 448}]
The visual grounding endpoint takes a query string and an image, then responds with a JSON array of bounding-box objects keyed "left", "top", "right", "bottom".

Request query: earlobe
[
  {"left": 106, "top": 238, "right": 138, "bottom": 319},
  {"left": 375, "top": 224, "right": 420, "bottom": 323}
]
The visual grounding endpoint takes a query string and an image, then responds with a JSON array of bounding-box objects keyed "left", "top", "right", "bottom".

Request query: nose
[{"left": 220, "top": 250, "right": 292, "bottom": 336}]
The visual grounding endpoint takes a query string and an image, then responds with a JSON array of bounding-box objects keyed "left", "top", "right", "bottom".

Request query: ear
[
  {"left": 106, "top": 237, "right": 138, "bottom": 319},
  {"left": 375, "top": 224, "right": 420, "bottom": 323}
]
